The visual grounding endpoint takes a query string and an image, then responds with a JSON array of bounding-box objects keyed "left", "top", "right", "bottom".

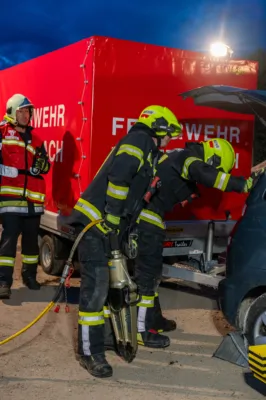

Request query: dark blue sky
[{"left": 0, "top": 0, "right": 265, "bottom": 69}]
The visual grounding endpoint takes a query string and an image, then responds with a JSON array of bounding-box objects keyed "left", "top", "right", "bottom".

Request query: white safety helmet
[{"left": 4, "top": 94, "right": 34, "bottom": 125}]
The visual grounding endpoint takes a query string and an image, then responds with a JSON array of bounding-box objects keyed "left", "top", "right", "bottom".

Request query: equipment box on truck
[{"left": 0, "top": 36, "right": 258, "bottom": 286}]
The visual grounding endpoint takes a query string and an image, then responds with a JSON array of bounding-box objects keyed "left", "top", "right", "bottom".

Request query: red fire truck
[{"left": 0, "top": 36, "right": 258, "bottom": 288}]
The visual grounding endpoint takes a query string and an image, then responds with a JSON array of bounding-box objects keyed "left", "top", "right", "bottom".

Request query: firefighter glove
[
  {"left": 101, "top": 213, "right": 120, "bottom": 234},
  {"left": 252, "top": 167, "right": 265, "bottom": 178},
  {"left": 35, "top": 157, "right": 49, "bottom": 173},
  {"left": 242, "top": 177, "right": 253, "bottom": 193}
]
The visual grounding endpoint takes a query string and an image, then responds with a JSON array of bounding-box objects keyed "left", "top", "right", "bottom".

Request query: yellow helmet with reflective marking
[
  {"left": 201, "top": 138, "right": 236, "bottom": 173},
  {"left": 138, "top": 105, "right": 182, "bottom": 138}
]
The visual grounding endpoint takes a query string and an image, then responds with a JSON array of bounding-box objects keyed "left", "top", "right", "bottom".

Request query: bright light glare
[{"left": 210, "top": 42, "right": 232, "bottom": 57}]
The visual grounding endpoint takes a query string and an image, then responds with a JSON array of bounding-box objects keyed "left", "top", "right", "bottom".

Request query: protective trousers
[
  {"left": 134, "top": 228, "right": 164, "bottom": 332},
  {"left": 0, "top": 214, "right": 40, "bottom": 287},
  {"left": 77, "top": 231, "right": 110, "bottom": 357}
]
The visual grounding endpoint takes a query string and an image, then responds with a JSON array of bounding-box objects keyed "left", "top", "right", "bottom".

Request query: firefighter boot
[
  {"left": 0, "top": 281, "right": 11, "bottom": 299},
  {"left": 137, "top": 298, "right": 170, "bottom": 348},
  {"left": 79, "top": 354, "right": 113, "bottom": 378},
  {"left": 21, "top": 264, "right": 41, "bottom": 290},
  {"left": 137, "top": 330, "right": 170, "bottom": 348},
  {"left": 151, "top": 294, "right": 177, "bottom": 333}
]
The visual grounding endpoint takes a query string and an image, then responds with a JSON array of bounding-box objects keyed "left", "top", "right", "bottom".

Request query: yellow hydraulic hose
[
  {"left": 0, "top": 302, "right": 55, "bottom": 345},
  {"left": 0, "top": 218, "right": 103, "bottom": 346}
]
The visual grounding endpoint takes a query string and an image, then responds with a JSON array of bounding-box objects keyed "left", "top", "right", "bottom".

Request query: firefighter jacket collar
[{"left": 128, "top": 123, "right": 158, "bottom": 150}]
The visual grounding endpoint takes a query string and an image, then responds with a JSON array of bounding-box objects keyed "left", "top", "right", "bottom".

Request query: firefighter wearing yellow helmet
[
  {"left": 66, "top": 104, "right": 181, "bottom": 378},
  {"left": 131, "top": 137, "right": 253, "bottom": 350},
  {"left": 0, "top": 94, "right": 50, "bottom": 300},
  {"left": 138, "top": 105, "right": 182, "bottom": 140}
]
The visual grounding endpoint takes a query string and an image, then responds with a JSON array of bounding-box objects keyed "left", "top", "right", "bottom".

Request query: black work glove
[
  {"left": 100, "top": 213, "right": 120, "bottom": 235},
  {"left": 30, "top": 156, "right": 49, "bottom": 175},
  {"left": 242, "top": 177, "right": 253, "bottom": 193},
  {"left": 100, "top": 214, "right": 121, "bottom": 256}
]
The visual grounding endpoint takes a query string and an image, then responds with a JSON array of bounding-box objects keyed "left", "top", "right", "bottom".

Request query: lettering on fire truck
[
  {"left": 43, "top": 140, "right": 64, "bottom": 162},
  {"left": 112, "top": 117, "right": 242, "bottom": 169},
  {"left": 30, "top": 104, "right": 65, "bottom": 162},
  {"left": 112, "top": 117, "right": 240, "bottom": 143},
  {"left": 32, "top": 105, "right": 65, "bottom": 128}
]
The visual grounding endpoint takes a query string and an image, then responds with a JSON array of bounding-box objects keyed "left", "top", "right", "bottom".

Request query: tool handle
[
  {"left": 180, "top": 193, "right": 199, "bottom": 207},
  {"left": 143, "top": 176, "right": 161, "bottom": 203},
  {"left": 109, "top": 230, "right": 120, "bottom": 251}
]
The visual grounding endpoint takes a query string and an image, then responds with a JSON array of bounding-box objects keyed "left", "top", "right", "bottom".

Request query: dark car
[
  {"left": 180, "top": 85, "right": 266, "bottom": 346},
  {"left": 219, "top": 171, "right": 266, "bottom": 345}
]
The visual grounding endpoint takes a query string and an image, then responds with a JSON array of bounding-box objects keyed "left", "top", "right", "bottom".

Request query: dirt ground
[{"left": 0, "top": 242, "right": 265, "bottom": 400}]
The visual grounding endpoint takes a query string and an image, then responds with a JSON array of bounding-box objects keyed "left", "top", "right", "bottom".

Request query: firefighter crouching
[
  {"left": 66, "top": 105, "right": 182, "bottom": 378},
  {"left": 134, "top": 138, "right": 254, "bottom": 348},
  {"left": 0, "top": 94, "right": 50, "bottom": 300}
]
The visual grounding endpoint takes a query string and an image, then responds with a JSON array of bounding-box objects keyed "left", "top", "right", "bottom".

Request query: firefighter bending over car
[
  {"left": 66, "top": 105, "right": 182, "bottom": 378},
  {"left": 0, "top": 94, "right": 50, "bottom": 300},
  {"left": 134, "top": 137, "right": 254, "bottom": 348}
]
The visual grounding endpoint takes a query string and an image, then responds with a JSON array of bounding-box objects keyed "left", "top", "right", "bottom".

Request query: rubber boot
[
  {"left": 137, "top": 330, "right": 170, "bottom": 348},
  {"left": 79, "top": 354, "right": 113, "bottom": 378},
  {"left": 21, "top": 264, "right": 41, "bottom": 290},
  {"left": 151, "top": 295, "right": 176, "bottom": 333},
  {"left": 0, "top": 281, "right": 11, "bottom": 299}
]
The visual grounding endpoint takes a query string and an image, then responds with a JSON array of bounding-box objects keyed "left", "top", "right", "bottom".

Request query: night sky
[{"left": 0, "top": 0, "right": 265, "bottom": 69}]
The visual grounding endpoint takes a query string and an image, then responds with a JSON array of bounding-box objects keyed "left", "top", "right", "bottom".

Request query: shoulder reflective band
[
  {"left": 116, "top": 144, "right": 144, "bottom": 170},
  {"left": 181, "top": 157, "right": 202, "bottom": 180}
]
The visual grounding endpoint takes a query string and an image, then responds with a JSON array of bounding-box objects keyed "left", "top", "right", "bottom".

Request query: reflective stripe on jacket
[{"left": 0, "top": 122, "right": 49, "bottom": 214}]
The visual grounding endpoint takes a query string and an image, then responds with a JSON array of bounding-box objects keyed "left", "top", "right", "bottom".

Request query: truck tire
[
  {"left": 39, "top": 235, "right": 64, "bottom": 276},
  {"left": 244, "top": 293, "right": 266, "bottom": 345}
]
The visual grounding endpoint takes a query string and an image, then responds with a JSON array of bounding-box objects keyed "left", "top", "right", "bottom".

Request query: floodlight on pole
[{"left": 210, "top": 42, "right": 233, "bottom": 58}]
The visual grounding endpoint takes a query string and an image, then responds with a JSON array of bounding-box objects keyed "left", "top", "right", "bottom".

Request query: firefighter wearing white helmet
[
  {"left": 132, "top": 137, "right": 254, "bottom": 350},
  {"left": 0, "top": 93, "right": 50, "bottom": 299},
  {"left": 65, "top": 104, "right": 182, "bottom": 378},
  {"left": 4, "top": 94, "right": 34, "bottom": 126}
]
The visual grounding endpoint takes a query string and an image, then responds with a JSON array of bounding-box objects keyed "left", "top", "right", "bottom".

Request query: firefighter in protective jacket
[
  {"left": 67, "top": 105, "right": 182, "bottom": 378},
  {"left": 0, "top": 94, "right": 50, "bottom": 299},
  {"left": 134, "top": 138, "right": 254, "bottom": 348}
]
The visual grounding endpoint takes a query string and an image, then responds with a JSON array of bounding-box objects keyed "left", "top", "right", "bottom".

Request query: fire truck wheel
[
  {"left": 244, "top": 293, "right": 266, "bottom": 346},
  {"left": 39, "top": 234, "right": 64, "bottom": 276}
]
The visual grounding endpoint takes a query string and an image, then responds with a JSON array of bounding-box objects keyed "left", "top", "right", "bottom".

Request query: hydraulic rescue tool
[
  {"left": 105, "top": 174, "right": 162, "bottom": 363},
  {"left": 107, "top": 231, "right": 138, "bottom": 362}
]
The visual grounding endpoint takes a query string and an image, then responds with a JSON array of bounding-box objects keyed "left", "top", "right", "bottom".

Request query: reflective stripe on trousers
[
  {"left": 78, "top": 310, "right": 105, "bottom": 357},
  {"left": 0, "top": 256, "right": 15, "bottom": 267},
  {"left": 22, "top": 254, "right": 39, "bottom": 265},
  {"left": 78, "top": 311, "right": 105, "bottom": 326},
  {"left": 137, "top": 295, "right": 155, "bottom": 332}
]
